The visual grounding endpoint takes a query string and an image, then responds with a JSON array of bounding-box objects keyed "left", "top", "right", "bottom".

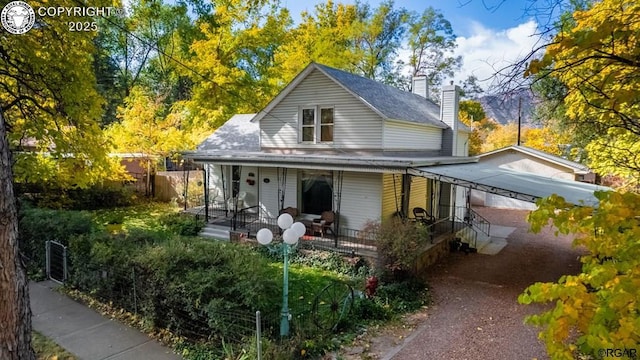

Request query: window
[
  {"left": 300, "top": 106, "right": 334, "bottom": 143},
  {"left": 300, "top": 170, "right": 333, "bottom": 215},
  {"left": 320, "top": 108, "right": 333, "bottom": 142},
  {"left": 301, "top": 108, "right": 315, "bottom": 142}
]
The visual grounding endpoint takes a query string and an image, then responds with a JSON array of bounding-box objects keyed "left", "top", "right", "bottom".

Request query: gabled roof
[
  {"left": 252, "top": 62, "right": 447, "bottom": 128},
  {"left": 197, "top": 114, "right": 259, "bottom": 152},
  {"left": 478, "top": 145, "right": 591, "bottom": 174}
]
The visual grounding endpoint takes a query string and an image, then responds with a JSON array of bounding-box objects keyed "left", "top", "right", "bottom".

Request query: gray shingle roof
[
  {"left": 197, "top": 114, "right": 259, "bottom": 152},
  {"left": 315, "top": 64, "right": 446, "bottom": 128}
]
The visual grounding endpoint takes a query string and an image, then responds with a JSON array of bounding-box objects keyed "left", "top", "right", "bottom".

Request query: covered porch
[{"left": 186, "top": 201, "right": 483, "bottom": 263}]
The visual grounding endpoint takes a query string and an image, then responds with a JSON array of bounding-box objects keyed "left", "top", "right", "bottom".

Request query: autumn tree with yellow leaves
[
  {"left": 518, "top": 1, "right": 640, "bottom": 359},
  {"left": 527, "top": 0, "right": 640, "bottom": 189},
  {"left": 1, "top": 0, "right": 120, "bottom": 358}
]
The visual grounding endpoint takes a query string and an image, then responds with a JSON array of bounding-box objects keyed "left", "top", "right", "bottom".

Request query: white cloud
[{"left": 451, "top": 20, "right": 540, "bottom": 91}]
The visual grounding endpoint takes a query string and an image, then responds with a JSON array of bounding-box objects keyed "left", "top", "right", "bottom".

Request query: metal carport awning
[{"left": 409, "top": 163, "right": 610, "bottom": 206}]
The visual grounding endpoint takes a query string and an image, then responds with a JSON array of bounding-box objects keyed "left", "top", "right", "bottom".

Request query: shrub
[
  {"left": 18, "top": 206, "right": 97, "bottom": 279},
  {"left": 361, "top": 218, "right": 430, "bottom": 280},
  {"left": 17, "top": 184, "right": 136, "bottom": 210},
  {"left": 291, "top": 249, "right": 370, "bottom": 277},
  {"left": 376, "top": 279, "right": 430, "bottom": 313},
  {"left": 66, "top": 233, "right": 281, "bottom": 346},
  {"left": 159, "top": 213, "right": 204, "bottom": 236}
]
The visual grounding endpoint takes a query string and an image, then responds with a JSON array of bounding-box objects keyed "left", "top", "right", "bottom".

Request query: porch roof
[
  {"left": 183, "top": 150, "right": 476, "bottom": 173},
  {"left": 409, "top": 162, "right": 610, "bottom": 206}
]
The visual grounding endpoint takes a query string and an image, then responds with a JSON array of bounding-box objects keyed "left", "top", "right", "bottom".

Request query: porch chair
[
  {"left": 209, "top": 189, "right": 226, "bottom": 206},
  {"left": 412, "top": 207, "right": 435, "bottom": 226},
  {"left": 228, "top": 191, "right": 247, "bottom": 211},
  {"left": 279, "top": 207, "right": 299, "bottom": 219},
  {"left": 312, "top": 211, "right": 336, "bottom": 238}
]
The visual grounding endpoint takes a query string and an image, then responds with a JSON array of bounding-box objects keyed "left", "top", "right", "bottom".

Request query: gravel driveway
[{"left": 378, "top": 207, "right": 585, "bottom": 360}]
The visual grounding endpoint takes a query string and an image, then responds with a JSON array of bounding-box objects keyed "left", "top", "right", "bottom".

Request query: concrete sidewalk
[{"left": 30, "top": 281, "right": 182, "bottom": 360}]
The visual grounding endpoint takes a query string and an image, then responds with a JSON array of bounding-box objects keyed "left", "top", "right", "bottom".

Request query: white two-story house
[
  {"left": 184, "top": 62, "right": 606, "bottom": 246},
  {"left": 185, "top": 62, "right": 474, "bottom": 240}
]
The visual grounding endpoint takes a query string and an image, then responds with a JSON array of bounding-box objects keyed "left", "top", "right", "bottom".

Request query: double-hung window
[{"left": 300, "top": 106, "right": 334, "bottom": 143}]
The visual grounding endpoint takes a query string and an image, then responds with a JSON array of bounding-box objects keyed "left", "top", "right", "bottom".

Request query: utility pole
[{"left": 517, "top": 97, "right": 522, "bottom": 146}]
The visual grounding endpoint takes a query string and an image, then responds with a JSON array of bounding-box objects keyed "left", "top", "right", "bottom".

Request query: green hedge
[
  {"left": 158, "top": 213, "right": 204, "bottom": 236},
  {"left": 18, "top": 205, "right": 97, "bottom": 279},
  {"left": 66, "top": 232, "right": 281, "bottom": 343},
  {"left": 17, "top": 184, "right": 136, "bottom": 210}
]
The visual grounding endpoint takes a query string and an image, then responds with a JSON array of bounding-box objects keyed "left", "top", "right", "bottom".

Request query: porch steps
[
  {"left": 199, "top": 224, "right": 230, "bottom": 241},
  {"left": 457, "top": 225, "right": 512, "bottom": 255}
]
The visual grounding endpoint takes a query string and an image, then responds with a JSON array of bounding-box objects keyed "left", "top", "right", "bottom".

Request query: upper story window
[{"left": 300, "top": 106, "right": 334, "bottom": 143}]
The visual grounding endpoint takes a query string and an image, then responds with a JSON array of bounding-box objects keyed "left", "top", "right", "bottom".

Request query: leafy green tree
[
  {"left": 352, "top": 0, "right": 409, "bottom": 84},
  {"left": 407, "top": 7, "right": 461, "bottom": 93},
  {"left": 95, "top": 0, "right": 197, "bottom": 126},
  {"left": 182, "top": 0, "right": 291, "bottom": 129},
  {"left": 276, "top": 1, "right": 359, "bottom": 82},
  {"left": 520, "top": 191, "right": 640, "bottom": 359},
  {"left": 460, "top": 75, "right": 484, "bottom": 99}
]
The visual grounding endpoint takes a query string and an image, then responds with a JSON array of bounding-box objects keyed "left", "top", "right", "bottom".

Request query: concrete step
[
  {"left": 476, "top": 225, "right": 516, "bottom": 255},
  {"left": 199, "top": 224, "right": 230, "bottom": 241}
]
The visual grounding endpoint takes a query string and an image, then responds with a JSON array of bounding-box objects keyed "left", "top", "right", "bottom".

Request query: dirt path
[{"left": 343, "top": 207, "right": 584, "bottom": 360}]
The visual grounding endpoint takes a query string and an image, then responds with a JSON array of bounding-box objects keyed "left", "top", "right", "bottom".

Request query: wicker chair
[
  {"left": 279, "top": 206, "right": 299, "bottom": 219},
  {"left": 412, "top": 207, "right": 434, "bottom": 225},
  {"left": 312, "top": 211, "right": 335, "bottom": 238}
]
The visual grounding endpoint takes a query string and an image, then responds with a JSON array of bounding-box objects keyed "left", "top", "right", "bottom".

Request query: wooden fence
[{"left": 154, "top": 170, "right": 203, "bottom": 205}]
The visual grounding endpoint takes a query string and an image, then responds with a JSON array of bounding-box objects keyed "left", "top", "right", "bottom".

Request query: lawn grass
[
  {"left": 91, "top": 202, "right": 179, "bottom": 233},
  {"left": 32, "top": 331, "right": 76, "bottom": 360}
]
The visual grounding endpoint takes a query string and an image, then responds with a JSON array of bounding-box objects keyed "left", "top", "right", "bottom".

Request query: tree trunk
[{"left": 0, "top": 111, "right": 35, "bottom": 360}]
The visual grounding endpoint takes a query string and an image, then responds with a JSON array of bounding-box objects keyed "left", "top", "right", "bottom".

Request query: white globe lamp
[
  {"left": 277, "top": 213, "right": 294, "bottom": 230},
  {"left": 256, "top": 228, "right": 273, "bottom": 245},
  {"left": 290, "top": 222, "right": 306, "bottom": 238}
]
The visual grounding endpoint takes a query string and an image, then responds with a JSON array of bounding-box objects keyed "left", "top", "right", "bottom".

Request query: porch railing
[
  {"left": 196, "top": 205, "right": 481, "bottom": 257},
  {"left": 466, "top": 208, "right": 491, "bottom": 237}
]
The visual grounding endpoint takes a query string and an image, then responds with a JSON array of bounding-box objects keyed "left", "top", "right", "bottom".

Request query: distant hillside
[{"left": 477, "top": 89, "right": 537, "bottom": 126}]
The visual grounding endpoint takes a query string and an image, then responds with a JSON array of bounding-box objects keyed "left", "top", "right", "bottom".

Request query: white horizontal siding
[
  {"left": 456, "top": 132, "right": 469, "bottom": 156},
  {"left": 474, "top": 150, "right": 573, "bottom": 210},
  {"left": 338, "top": 172, "right": 382, "bottom": 230},
  {"left": 261, "top": 69, "right": 383, "bottom": 149},
  {"left": 482, "top": 152, "right": 574, "bottom": 180},
  {"left": 258, "top": 167, "right": 297, "bottom": 219},
  {"left": 383, "top": 121, "right": 442, "bottom": 150},
  {"left": 206, "top": 164, "right": 225, "bottom": 198},
  {"left": 239, "top": 166, "right": 258, "bottom": 208}
]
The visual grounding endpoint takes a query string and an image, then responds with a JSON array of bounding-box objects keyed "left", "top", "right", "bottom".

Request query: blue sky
[
  {"left": 283, "top": 0, "right": 544, "bottom": 89},
  {"left": 283, "top": 0, "right": 532, "bottom": 36}
]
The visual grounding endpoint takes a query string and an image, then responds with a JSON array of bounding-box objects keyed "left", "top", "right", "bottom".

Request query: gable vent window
[{"left": 300, "top": 106, "right": 334, "bottom": 143}]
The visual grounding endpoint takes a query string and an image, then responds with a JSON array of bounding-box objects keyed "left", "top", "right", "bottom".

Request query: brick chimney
[{"left": 440, "top": 83, "right": 461, "bottom": 156}]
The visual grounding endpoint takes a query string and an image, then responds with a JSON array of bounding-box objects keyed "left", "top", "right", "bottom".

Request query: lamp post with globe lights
[{"left": 256, "top": 213, "right": 307, "bottom": 337}]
